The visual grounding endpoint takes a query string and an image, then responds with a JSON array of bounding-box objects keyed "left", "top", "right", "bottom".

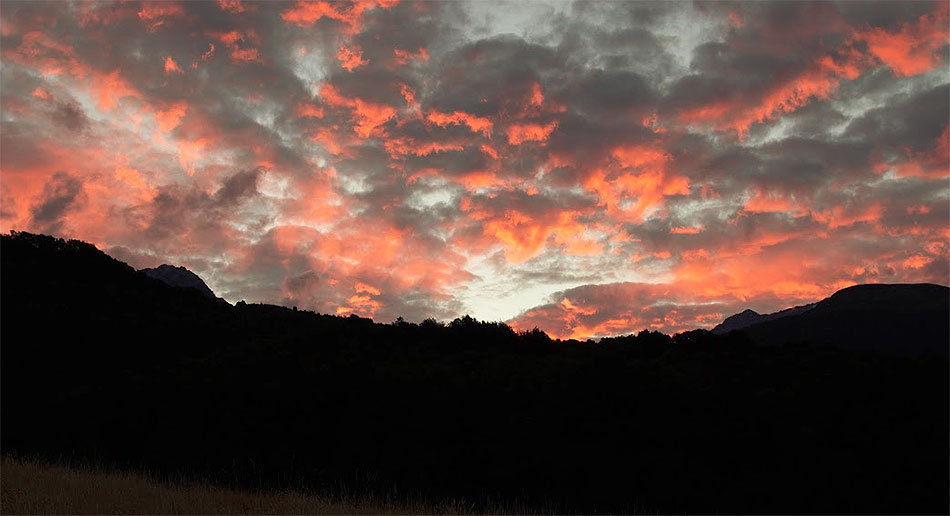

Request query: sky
[{"left": 1, "top": 0, "right": 948, "bottom": 339}]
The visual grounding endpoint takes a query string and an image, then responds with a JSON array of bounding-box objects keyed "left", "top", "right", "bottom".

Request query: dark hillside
[
  {"left": 712, "top": 303, "right": 816, "bottom": 334},
  {"left": 141, "top": 264, "right": 218, "bottom": 300},
  {"left": 742, "top": 284, "right": 949, "bottom": 356},
  {"left": 2, "top": 232, "right": 947, "bottom": 514}
]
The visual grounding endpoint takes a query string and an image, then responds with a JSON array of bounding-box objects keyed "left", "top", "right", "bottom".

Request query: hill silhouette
[
  {"left": 712, "top": 303, "right": 816, "bottom": 334},
  {"left": 739, "top": 284, "right": 948, "bottom": 357},
  {"left": 715, "top": 285, "right": 948, "bottom": 357},
  {"left": 140, "top": 264, "right": 218, "bottom": 300},
  {"left": 2, "top": 231, "right": 947, "bottom": 514}
]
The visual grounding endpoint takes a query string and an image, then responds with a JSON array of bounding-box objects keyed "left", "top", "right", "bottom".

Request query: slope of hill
[
  {"left": 740, "top": 284, "right": 949, "bottom": 357},
  {"left": 2, "top": 231, "right": 947, "bottom": 514},
  {"left": 712, "top": 303, "right": 816, "bottom": 334},
  {"left": 140, "top": 264, "right": 217, "bottom": 300}
]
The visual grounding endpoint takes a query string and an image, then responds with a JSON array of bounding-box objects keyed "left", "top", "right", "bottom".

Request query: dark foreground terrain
[
  {"left": 1, "top": 457, "right": 447, "bottom": 515},
  {"left": 2, "top": 232, "right": 948, "bottom": 514}
]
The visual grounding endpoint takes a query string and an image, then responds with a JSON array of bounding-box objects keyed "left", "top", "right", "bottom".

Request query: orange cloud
[
  {"left": 137, "top": 2, "right": 185, "bottom": 21},
  {"left": 467, "top": 204, "right": 600, "bottom": 264},
  {"left": 280, "top": 0, "right": 398, "bottom": 32},
  {"left": 673, "top": 239, "right": 862, "bottom": 302},
  {"left": 856, "top": 6, "right": 949, "bottom": 77},
  {"left": 295, "top": 103, "right": 325, "bottom": 119},
  {"left": 320, "top": 83, "right": 396, "bottom": 138},
  {"left": 114, "top": 166, "right": 155, "bottom": 203},
  {"left": 115, "top": 166, "right": 148, "bottom": 189},
  {"left": 671, "top": 226, "right": 702, "bottom": 235},
  {"left": 230, "top": 48, "right": 261, "bottom": 63},
  {"left": 426, "top": 110, "right": 493, "bottom": 137},
  {"left": 480, "top": 144, "right": 499, "bottom": 160},
  {"left": 164, "top": 56, "right": 183, "bottom": 74},
  {"left": 93, "top": 70, "right": 141, "bottom": 110},
  {"left": 385, "top": 138, "right": 464, "bottom": 158},
  {"left": 875, "top": 126, "right": 950, "bottom": 180},
  {"left": 506, "top": 122, "right": 557, "bottom": 145},
  {"left": 812, "top": 204, "right": 883, "bottom": 230},
  {"left": 261, "top": 214, "right": 472, "bottom": 321},
  {"left": 727, "top": 9, "right": 744, "bottom": 28},
  {"left": 679, "top": 57, "right": 858, "bottom": 139},
  {"left": 508, "top": 282, "right": 750, "bottom": 339},
  {"left": 399, "top": 83, "right": 417, "bottom": 106},
  {"left": 902, "top": 254, "right": 931, "bottom": 269},
  {"left": 31, "top": 88, "right": 51, "bottom": 100},
  {"left": 154, "top": 101, "right": 188, "bottom": 133},
  {"left": 456, "top": 171, "right": 506, "bottom": 190},
  {"left": 611, "top": 145, "right": 669, "bottom": 169},
  {"left": 337, "top": 44, "right": 368, "bottom": 71},
  {"left": 178, "top": 138, "right": 212, "bottom": 176},
  {"left": 529, "top": 82, "right": 544, "bottom": 107},
  {"left": 675, "top": 6, "right": 947, "bottom": 138},
  {"left": 580, "top": 146, "right": 689, "bottom": 221},
  {"left": 207, "top": 30, "right": 261, "bottom": 64},
  {"left": 560, "top": 297, "right": 597, "bottom": 316},
  {"left": 137, "top": 2, "right": 185, "bottom": 31},
  {"left": 744, "top": 189, "right": 809, "bottom": 217},
  {"left": 281, "top": 1, "right": 360, "bottom": 28},
  {"left": 355, "top": 281, "right": 381, "bottom": 296},
  {"left": 10, "top": 31, "right": 90, "bottom": 79},
  {"left": 217, "top": 0, "right": 250, "bottom": 14},
  {"left": 393, "top": 47, "right": 429, "bottom": 65},
  {"left": 191, "top": 43, "right": 216, "bottom": 69},
  {"left": 310, "top": 128, "right": 354, "bottom": 156}
]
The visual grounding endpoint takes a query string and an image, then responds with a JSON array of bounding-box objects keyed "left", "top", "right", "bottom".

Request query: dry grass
[{"left": 0, "top": 457, "right": 479, "bottom": 515}]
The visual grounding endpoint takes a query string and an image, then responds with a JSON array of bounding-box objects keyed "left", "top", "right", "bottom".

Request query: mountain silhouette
[
  {"left": 730, "top": 284, "right": 949, "bottom": 357},
  {"left": 712, "top": 303, "right": 817, "bottom": 334},
  {"left": 140, "top": 264, "right": 217, "bottom": 300},
  {"left": 2, "top": 231, "right": 947, "bottom": 514}
]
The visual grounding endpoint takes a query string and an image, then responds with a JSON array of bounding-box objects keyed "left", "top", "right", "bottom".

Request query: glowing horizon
[{"left": 1, "top": 1, "right": 948, "bottom": 338}]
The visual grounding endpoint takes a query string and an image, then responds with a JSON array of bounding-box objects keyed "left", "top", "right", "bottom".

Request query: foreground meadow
[{"left": 0, "top": 457, "right": 481, "bottom": 515}]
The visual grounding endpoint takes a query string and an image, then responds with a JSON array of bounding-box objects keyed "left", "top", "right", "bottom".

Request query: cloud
[
  {"left": 508, "top": 282, "right": 765, "bottom": 339},
  {"left": 30, "top": 172, "right": 86, "bottom": 233},
  {"left": 0, "top": 0, "right": 946, "bottom": 337},
  {"left": 853, "top": 5, "right": 949, "bottom": 77}
]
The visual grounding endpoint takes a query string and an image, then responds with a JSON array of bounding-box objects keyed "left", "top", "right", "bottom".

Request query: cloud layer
[{"left": 2, "top": 0, "right": 947, "bottom": 337}]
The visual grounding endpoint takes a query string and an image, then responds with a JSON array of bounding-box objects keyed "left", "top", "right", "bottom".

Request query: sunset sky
[{"left": 1, "top": 0, "right": 948, "bottom": 339}]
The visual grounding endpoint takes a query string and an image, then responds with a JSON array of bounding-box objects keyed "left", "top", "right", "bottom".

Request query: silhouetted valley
[{"left": 2, "top": 232, "right": 948, "bottom": 514}]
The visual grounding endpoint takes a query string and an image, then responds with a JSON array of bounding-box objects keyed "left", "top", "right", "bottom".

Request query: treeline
[{"left": 2, "top": 232, "right": 947, "bottom": 514}]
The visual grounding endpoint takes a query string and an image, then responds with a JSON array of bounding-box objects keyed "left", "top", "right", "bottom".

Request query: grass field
[{"left": 0, "top": 457, "right": 481, "bottom": 515}]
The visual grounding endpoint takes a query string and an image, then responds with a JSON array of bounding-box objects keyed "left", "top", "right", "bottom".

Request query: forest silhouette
[{"left": 2, "top": 231, "right": 948, "bottom": 514}]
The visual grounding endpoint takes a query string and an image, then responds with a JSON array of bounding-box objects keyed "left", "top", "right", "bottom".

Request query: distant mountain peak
[
  {"left": 713, "top": 283, "right": 948, "bottom": 356},
  {"left": 140, "top": 264, "right": 216, "bottom": 300},
  {"left": 713, "top": 303, "right": 816, "bottom": 334}
]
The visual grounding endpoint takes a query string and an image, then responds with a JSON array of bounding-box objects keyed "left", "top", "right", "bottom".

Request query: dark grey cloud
[
  {"left": 144, "top": 168, "right": 269, "bottom": 247},
  {"left": 776, "top": 101, "right": 849, "bottom": 139},
  {"left": 427, "top": 35, "right": 561, "bottom": 116},
  {"left": 844, "top": 83, "right": 949, "bottom": 153},
  {"left": 215, "top": 168, "right": 263, "bottom": 206},
  {"left": 836, "top": 0, "right": 940, "bottom": 30},
  {"left": 30, "top": 172, "right": 85, "bottom": 233},
  {"left": 52, "top": 100, "right": 89, "bottom": 132}
]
